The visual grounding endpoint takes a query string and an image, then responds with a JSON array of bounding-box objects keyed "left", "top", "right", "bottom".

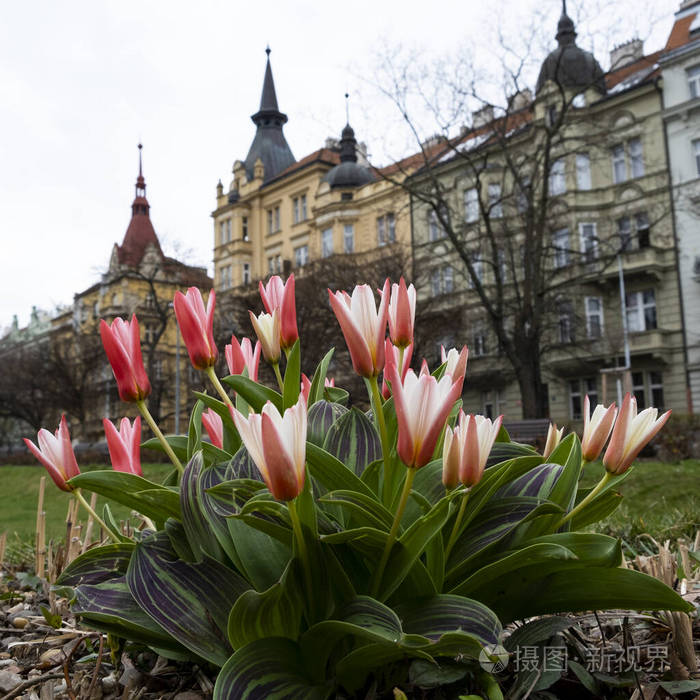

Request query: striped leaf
[
  {"left": 497, "top": 462, "right": 564, "bottom": 499},
  {"left": 319, "top": 490, "right": 393, "bottom": 530},
  {"left": 68, "top": 471, "right": 181, "bottom": 524},
  {"left": 187, "top": 399, "right": 204, "bottom": 460},
  {"left": 306, "top": 443, "right": 376, "bottom": 499},
  {"left": 126, "top": 531, "right": 250, "bottom": 666},
  {"left": 486, "top": 441, "right": 539, "bottom": 468},
  {"left": 56, "top": 542, "right": 135, "bottom": 587},
  {"left": 230, "top": 444, "right": 264, "bottom": 481},
  {"left": 308, "top": 400, "right": 348, "bottom": 447},
  {"left": 213, "top": 638, "right": 332, "bottom": 700},
  {"left": 142, "top": 435, "right": 232, "bottom": 466},
  {"left": 323, "top": 407, "right": 381, "bottom": 477},
  {"left": 73, "top": 578, "right": 187, "bottom": 655},
  {"left": 282, "top": 340, "right": 301, "bottom": 409},
  {"left": 221, "top": 375, "right": 283, "bottom": 412},
  {"left": 308, "top": 348, "right": 335, "bottom": 406}
]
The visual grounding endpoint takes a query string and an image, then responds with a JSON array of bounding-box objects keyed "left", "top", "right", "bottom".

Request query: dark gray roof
[
  {"left": 243, "top": 50, "right": 295, "bottom": 183},
  {"left": 536, "top": 11, "right": 606, "bottom": 95},
  {"left": 323, "top": 123, "right": 373, "bottom": 189}
]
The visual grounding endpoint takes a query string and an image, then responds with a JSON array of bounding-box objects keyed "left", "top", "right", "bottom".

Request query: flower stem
[
  {"left": 444, "top": 489, "right": 470, "bottom": 562},
  {"left": 205, "top": 366, "right": 233, "bottom": 408},
  {"left": 287, "top": 498, "right": 313, "bottom": 607},
  {"left": 371, "top": 467, "right": 416, "bottom": 598},
  {"left": 137, "top": 400, "right": 184, "bottom": 475},
  {"left": 74, "top": 489, "right": 120, "bottom": 543},
  {"left": 397, "top": 345, "right": 406, "bottom": 377},
  {"left": 367, "top": 375, "right": 392, "bottom": 504},
  {"left": 555, "top": 471, "right": 612, "bottom": 530},
  {"left": 272, "top": 362, "right": 284, "bottom": 393}
]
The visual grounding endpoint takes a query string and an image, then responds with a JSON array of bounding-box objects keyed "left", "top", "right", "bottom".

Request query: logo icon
[{"left": 479, "top": 644, "right": 509, "bottom": 673}]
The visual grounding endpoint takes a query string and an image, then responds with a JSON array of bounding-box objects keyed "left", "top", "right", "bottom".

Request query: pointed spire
[
  {"left": 256, "top": 46, "right": 282, "bottom": 116},
  {"left": 556, "top": 0, "right": 576, "bottom": 45},
  {"left": 135, "top": 143, "right": 146, "bottom": 198}
]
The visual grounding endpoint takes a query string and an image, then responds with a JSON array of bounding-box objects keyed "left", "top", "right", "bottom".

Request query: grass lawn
[{"left": 0, "top": 463, "right": 172, "bottom": 563}]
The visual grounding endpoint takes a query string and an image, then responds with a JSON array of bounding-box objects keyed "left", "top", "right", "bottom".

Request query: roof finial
[
  {"left": 345, "top": 92, "right": 350, "bottom": 125},
  {"left": 138, "top": 142, "right": 143, "bottom": 178},
  {"left": 562, "top": 0, "right": 567, "bottom": 15},
  {"left": 135, "top": 143, "right": 146, "bottom": 198},
  {"left": 265, "top": 45, "right": 271, "bottom": 57}
]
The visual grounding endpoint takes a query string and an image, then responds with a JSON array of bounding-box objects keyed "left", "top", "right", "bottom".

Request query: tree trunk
[{"left": 513, "top": 348, "right": 548, "bottom": 419}]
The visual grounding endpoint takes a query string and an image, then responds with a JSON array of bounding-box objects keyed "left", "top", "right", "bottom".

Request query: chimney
[
  {"left": 472, "top": 105, "right": 494, "bottom": 128},
  {"left": 421, "top": 134, "right": 444, "bottom": 149},
  {"left": 609, "top": 39, "right": 644, "bottom": 70},
  {"left": 508, "top": 89, "right": 533, "bottom": 111}
]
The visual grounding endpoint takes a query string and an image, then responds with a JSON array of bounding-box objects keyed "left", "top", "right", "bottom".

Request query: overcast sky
[{"left": 0, "top": 0, "right": 680, "bottom": 330}]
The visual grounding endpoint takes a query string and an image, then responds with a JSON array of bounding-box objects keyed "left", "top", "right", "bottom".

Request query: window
[
  {"left": 321, "top": 227, "right": 334, "bottom": 257},
  {"left": 579, "top": 223, "right": 598, "bottom": 262},
  {"left": 626, "top": 289, "right": 656, "bottom": 332},
  {"left": 549, "top": 158, "right": 566, "bottom": 195},
  {"left": 431, "top": 268, "right": 441, "bottom": 297},
  {"left": 464, "top": 188, "right": 479, "bottom": 223},
  {"left": 468, "top": 254, "right": 483, "bottom": 288},
  {"left": 575, "top": 153, "right": 592, "bottom": 190},
  {"left": 292, "top": 195, "right": 307, "bottom": 224},
  {"left": 301, "top": 194, "right": 307, "bottom": 220},
  {"left": 497, "top": 248, "right": 508, "bottom": 282},
  {"left": 649, "top": 371, "right": 664, "bottom": 409},
  {"left": 687, "top": 64, "right": 700, "bottom": 99},
  {"left": 488, "top": 183, "right": 502, "bottom": 218},
  {"left": 558, "top": 301, "right": 574, "bottom": 344},
  {"left": 242, "top": 216, "right": 249, "bottom": 241},
  {"left": 585, "top": 297, "right": 603, "bottom": 339},
  {"left": 220, "top": 218, "right": 231, "bottom": 244},
  {"left": 517, "top": 176, "right": 531, "bottom": 213},
  {"left": 481, "top": 390, "right": 504, "bottom": 419},
  {"left": 444, "top": 265, "right": 454, "bottom": 293},
  {"left": 618, "top": 213, "right": 650, "bottom": 250},
  {"left": 220, "top": 264, "right": 232, "bottom": 290},
  {"left": 145, "top": 323, "right": 157, "bottom": 345},
  {"left": 636, "top": 213, "right": 650, "bottom": 248},
  {"left": 267, "top": 206, "right": 280, "bottom": 234},
  {"left": 429, "top": 210, "right": 446, "bottom": 241},
  {"left": 472, "top": 321, "right": 487, "bottom": 357},
  {"left": 274, "top": 205, "right": 280, "bottom": 232},
  {"left": 267, "top": 255, "right": 282, "bottom": 274},
  {"left": 430, "top": 266, "right": 453, "bottom": 296},
  {"left": 694, "top": 139, "right": 700, "bottom": 176},
  {"left": 343, "top": 224, "right": 354, "bottom": 254},
  {"left": 294, "top": 244, "right": 309, "bottom": 267},
  {"left": 552, "top": 228, "right": 570, "bottom": 268},
  {"left": 242, "top": 263, "right": 251, "bottom": 285},
  {"left": 629, "top": 138, "right": 644, "bottom": 178},
  {"left": 572, "top": 93, "right": 586, "bottom": 109},
  {"left": 377, "top": 213, "right": 396, "bottom": 246},
  {"left": 612, "top": 139, "right": 644, "bottom": 183},
  {"left": 266, "top": 209, "right": 273, "bottom": 235},
  {"left": 617, "top": 216, "right": 633, "bottom": 251},
  {"left": 546, "top": 104, "right": 558, "bottom": 127},
  {"left": 569, "top": 378, "right": 597, "bottom": 419}
]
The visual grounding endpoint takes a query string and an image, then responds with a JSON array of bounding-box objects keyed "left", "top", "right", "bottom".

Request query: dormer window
[{"left": 690, "top": 66, "right": 700, "bottom": 99}]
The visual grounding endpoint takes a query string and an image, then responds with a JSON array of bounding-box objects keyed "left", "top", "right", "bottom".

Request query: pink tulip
[
  {"left": 225, "top": 336, "right": 261, "bottom": 381},
  {"left": 259, "top": 275, "right": 299, "bottom": 350},
  {"left": 603, "top": 393, "right": 671, "bottom": 475},
  {"left": 100, "top": 316, "right": 151, "bottom": 402},
  {"left": 581, "top": 396, "right": 617, "bottom": 462},
  {"left": 543, "top": 423, "right": 564, "bottom": 460},
  {"left": 173, "top": 288, "right": 218, "bottom": 370},
  {"left": 249, "top": 309, "right": 281, "bottom": 364},
  {"left": 382, "top": 338, "right": 413, "bottom": 399},
  {"left": 229, "top": 394, "right": 307, "bottom": 501},
  {"left": 301, "top": 373, "right": 312, "bottom": 402},
  {"left": 328, "top": 280, "right": 390, "bottom": 378},
  {"left": 388, "top": 364, "right": 462, "bottom": 469},
  {"left": 103, "top": 417, "right": 142, "bottom": 475},
  {"left": 443, "top": 411, "right": 502, "bottom": 488},
  {"left": 202, "top": 409, "right": 224, "bottom": 449},
  {"left": 24, "top": 415, "right": 80, "bottom": 492},
  {"left": 419, "top": 358, "right": 430, "bottom": 377},
  {"left": 441, "top": 345, "right": 469, "bottom": 393},
  {"left": 385, "top": 277, "right": 416, "bottom": 349}
]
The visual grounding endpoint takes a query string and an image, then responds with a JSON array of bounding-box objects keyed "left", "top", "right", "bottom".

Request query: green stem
[
  {"left": 555, "top": 471, "right": 612, "bottom": 530},
  {"left": 74, "top": 489, "right": 120, "bottom": 543},
  {"left": 367, "top": 375, "right": 392, "bottom": 504},
  {"left": 137, "top": 399, "right": 184, "bottom": 475},
  {"left": 287, "top": 498, "right": 313, "bottom": 605},
  {"left": 397, "top": 345, "right": 406, "bottom": 377},
  {"left": 371, "top": 467, "right": 416, "bottom": 598},
  {"left": 444, "top": 489, "right": 470, "bottom": 562},
  {"left": 272, "top": 362, "right": 284, "bottom": 393},
  {"left": 205, "top": 366, "right": 233, "bottom": 408}
]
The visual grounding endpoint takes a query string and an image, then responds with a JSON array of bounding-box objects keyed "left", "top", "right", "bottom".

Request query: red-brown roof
[
  {"left": 117, "top": 198, "right": 164, "bottom": 267},
  {"left": 666, "top": 9, "right": 698, "bottom": 51}
]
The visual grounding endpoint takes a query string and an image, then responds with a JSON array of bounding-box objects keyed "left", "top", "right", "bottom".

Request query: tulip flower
[
  {"left": 385, "top": 277, "right": 416, "bottom": 349},
  {"left": 301, "top": 373, "right": 312, "bottom": 402},
  {"left": 443, "top": 411, "right": 503, "bottom": 488},
  {"left": 543, "top": 423, "right": 564, "bottom": 460},
  {"left": 382, "top": 339, "right": 413, "bottom": 399},
  {"left": 603, "top": 393, "right": 671, "bottom": 475},
  {"left": 581, "top": 396, "right": 617, "bottom": 462},
  {"left": 103, "top": 417, "right": 142, "bottom": 475},
  {"left": 249, "top": 309, "right": 281, "bottom": 365},
  {"left": 259, "top": 275, "right": 299, "bottom": 350},
  {"left": 229, "top": 394, "right": 307, "bottom": 501},
  {"left": 100, "top": 316, "right": 151, "bottom": 402},
  {"left": 328, "top": 280, "right": 390, "bottom": 378},
  {"left": 441, "top": 345, "right": 469, "bottom": 393},
  {"left": 24, "top": 415, "right": 80, "bottom": 492},
  {"left": 388, "top": 364, "right": 462, "bottom": 469},
  {"left": 202, "top": 409, "right": 224, "bottom": 449},
  {"left": 419, "top": 358, "right": 430, "bottom": 377},
  {"left": 225, "top": 336, "right": 261, "bottom": 381},
  {"left": 173, "top": 287, "right": 218, "bottom": 370}
]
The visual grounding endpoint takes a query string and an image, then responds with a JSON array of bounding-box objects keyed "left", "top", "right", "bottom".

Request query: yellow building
[{"left": 211, "top": 51, "right": 412, "bottom": 300}]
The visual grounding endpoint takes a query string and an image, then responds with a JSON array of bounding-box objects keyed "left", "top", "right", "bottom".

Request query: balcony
[{"left": 594, "top": 246, "right": 676, "bottom": 283}]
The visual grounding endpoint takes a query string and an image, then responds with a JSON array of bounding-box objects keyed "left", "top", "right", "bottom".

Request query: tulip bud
[
  {"left": 100, "top": 316, "right": 151, "bottom": 403},
  {"left": 386, "top": 277, "right": 416, "bottom": 349},
  {"left": 173, "top": 288, "right": 218, "bottom": 370},
  {"left": 103, "top": 417, "right": 142, "bottom": 475},
  {"left": 543, "top": 423, "right": 564, "bottom": 460},
  {"left": 249, "top": 309, "right": 281, "bottom": 364},
  {"left": 259, "top": 275, "right": 299, "bottom": 350},
  {"left": 202, "top": 408, "right": 224, "bottom": 449},
  {"left": 225, "top": 336, "right": 261, "bottom": 381},
  {"left": 581, "top": 395, "right": 617, "bottom": 462},
  {"left": 24, "top": 415, "right": 80, "bottom": 492},
  {"left": 441, "top": 345, "right": 468, "bottom": 394}
]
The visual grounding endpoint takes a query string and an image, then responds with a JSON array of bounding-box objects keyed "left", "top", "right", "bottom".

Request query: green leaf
[
  {"left": 40, "top": 605, "right": 63, "bottom": 629},
  {"left": 213, "top": 638, "right": 332, "bottom": 700},
  {"left": 143, "top": 435, "right": 232, "bottom": 465},
  {"left": 306, "top": 443, "right": 376, "bottom": 499},
  {"left": 187, "top": 400, "right": 204, "bottom": 460},
  {"left": 323, "top": 407, "right": 381, "bottom": 477},
  {"left": 504, "top": 616, "right": 578, "bottom": 651},
  {"left": 191, "top": 392, "right": 241, "bottom": 455},
  {"left": 487, "top": 440, "right": 538, "bottom": 467},
  {"left": 569, "top": 470, "right": 632, "bottom": 529},
  {"left": 308, "top": 400, "right": 348, "bottom": 447},
  {"left": 325, "top": 385, "right": 349, "bottom": 405},
  {"left": 283, "top": 339, "right": 301, "bottom": 409},
  {"left": 409, "top": 660, "right": 467, "bottom": 689},
  {"left": 321, "top": 526, "right": 387, "bottom": 558},
  {"left": 308, "top": 348, "right": 335, "bottom": 405},
  {"left": 319, "top": 490, "right": 393, "bottom": 531},
  {"left": 68, "top": 471, "right": 181, "bottom": 523},
  {"left": 126, "top": 531, "right": 250, "bottom": 666},
  {"left": 228, "top": 559, "right": 303, "bottom": 649},
  {"left": 222, "top": 375, "right": 283, "bottom": 412},
  {"left": 56, "top": 542, "right": 135, "bottom": 586}
]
